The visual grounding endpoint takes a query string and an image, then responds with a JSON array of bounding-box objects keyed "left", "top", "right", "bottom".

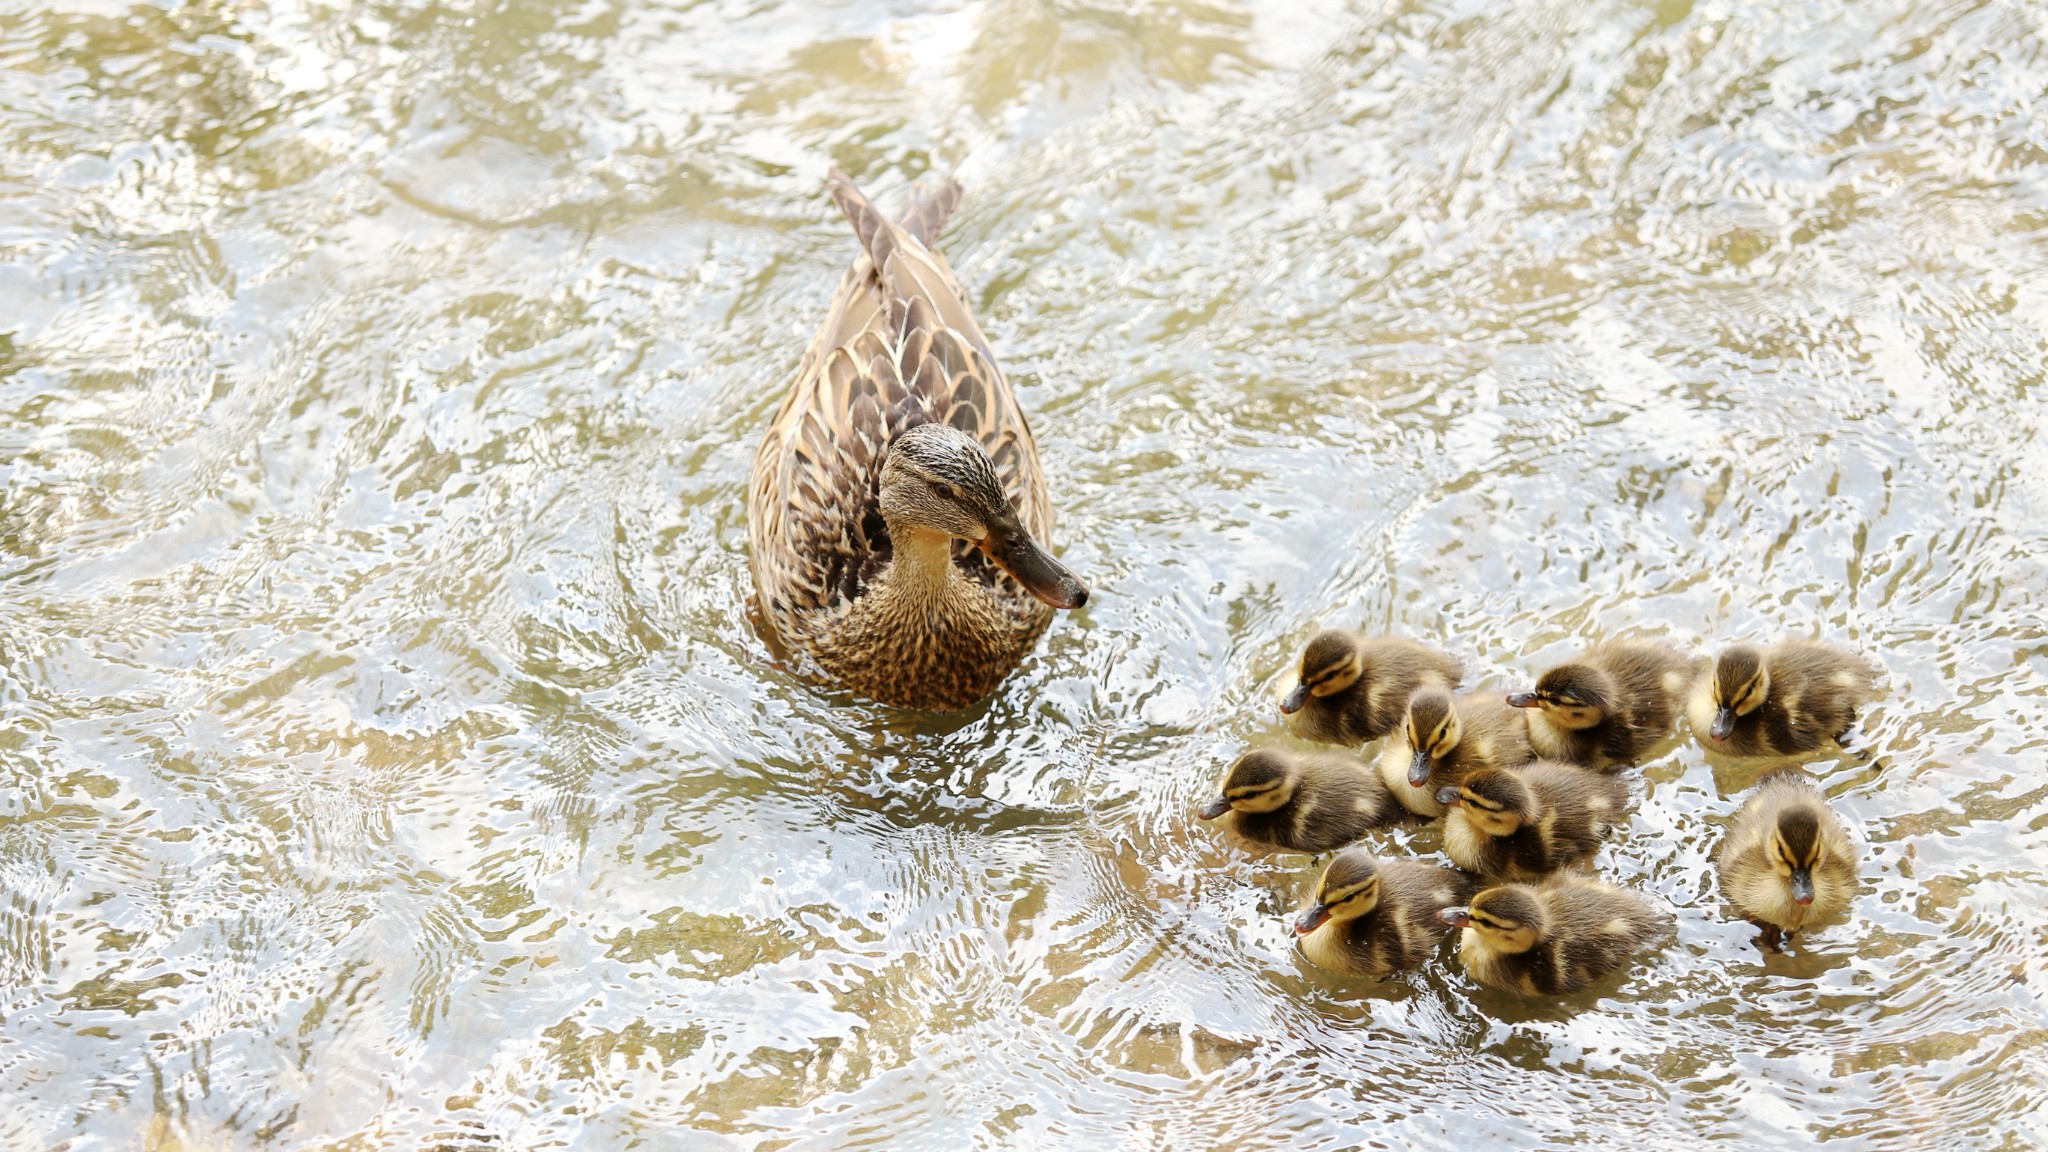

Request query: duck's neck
[{"left": 884, "top": 523, "right": 962, "bottom": 603}]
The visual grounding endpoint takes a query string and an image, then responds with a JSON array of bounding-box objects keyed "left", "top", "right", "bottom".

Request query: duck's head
[
  {"left": 1281, "top": 630, "right": 1363, "bottom": 714},
  {"left": 1293, "top": 849, "right": 1380, "bottom": 935},
  {"left": 1403, "top": 687, "right": 1462, "bottom": 787},
  {"left": 1705, "top": 645, "right": 1769, "bottom": 740},
  {"left": 1769, "top": 803, "right": 1826, "bottom": 906},
  {"left": 1436, "top": 767, "right": 1535, "bottom": 836},
  {"left": 1438, "top": 885, "right": 1545, "bottom": 953},
  {"left": 1506, "top": 662, "right": 1618, "bottom": 729},
  {"left": 879, "top": 424, "right": 1088, "bottom": 609},
  {"left": 1198, "top": 749, "right": 1299, "bottom": 820}
]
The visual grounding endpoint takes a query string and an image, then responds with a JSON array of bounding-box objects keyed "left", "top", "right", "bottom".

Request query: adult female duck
[{"left": 748, "top": 171, "right": 1088, "bottom": 710}]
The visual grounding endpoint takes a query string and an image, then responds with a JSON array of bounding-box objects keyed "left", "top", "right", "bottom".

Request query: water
[{"left": 3, "top": 0, "right": 2047, "bottom": 1146}]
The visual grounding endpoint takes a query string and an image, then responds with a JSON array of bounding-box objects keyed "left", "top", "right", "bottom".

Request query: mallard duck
[
  {"left": 1439, "top": 875, "right": 1668, "bottom": 995},
  {"left": 1374, "top": 687, "right": 1535, "bottom": 817},
  {"left": 1437, "top": 761, "right": 1630, "bottom": 880},
  {"left": 1688, "top": 641, "right": 1876, "bottom": 758},
  {"left": 1717, "top": 772, "right": 1858, "bottom": 945},
  {"left": 1294, "top": 849, "right": 1478, "bottom": 977},
  {"left": 747, "top": 171, "right": 1088, "bottom": 710},
  {"left": 1505, "top": 640, "right": 1695, "bottom": 769},
  {"left": 1197, "top": 747, "right": 1405, "bottom": 854},
  {"left": 1279, "top": 630, "right": 1463, "bottom": 746}
]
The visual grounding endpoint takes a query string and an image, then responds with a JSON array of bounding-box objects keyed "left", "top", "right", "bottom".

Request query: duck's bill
[
  {"left": 1197, "top": 797, "right": 1233, "bottom": 820},
  {"left": 1709, "top": 706, "right": 1736, "bottom": 741},
  {"left": 983, "top": 530, "right": 1089, "bottom": 610},
  {"left": 1438, "top": 906, "right": 1472, "bottom": 928},
  {"left": 1408, "top": 749, "right": 1434, "bottom": 788},
  {"left": 1789, "top": 868, "right": 1815, "bottom": 906},
  {"left": 1504, "top": 690, "right": 1540, "bottom": 709},
  {"left": 1435, "top": 785, "right": 1464, "bottom": 807},
  {"left": 1293, "top": 904, "right": 1332, "bottom": 935},
  {"left": 1279, "top": 682, "right": 1311, "bottom": 714}
]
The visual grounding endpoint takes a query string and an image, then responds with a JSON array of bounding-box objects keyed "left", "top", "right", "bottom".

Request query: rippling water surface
[{"left": 4, "top": 0, "right": 2048, "bottom": 1146}]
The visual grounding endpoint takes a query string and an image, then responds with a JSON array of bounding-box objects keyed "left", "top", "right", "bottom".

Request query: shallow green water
[{"left": 3, "top": 0, "right": 2047, "bottom": 1147}]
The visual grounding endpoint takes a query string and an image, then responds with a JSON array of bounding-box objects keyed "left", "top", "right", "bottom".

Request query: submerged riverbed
[{"left": 3, "top": 0, "right": 2046, "bottom": 1147}]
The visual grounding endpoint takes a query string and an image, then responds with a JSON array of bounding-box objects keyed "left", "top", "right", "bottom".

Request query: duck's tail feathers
[
  {"left": 900, "top": 178, "right": 963, "bottom": 248},
  {"left": 827, "top": 168, "right": 901, "bottom": 279}
]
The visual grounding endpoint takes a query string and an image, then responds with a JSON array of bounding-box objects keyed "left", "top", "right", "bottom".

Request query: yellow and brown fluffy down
[
  {"left": 1507, "top": 640, "right": 1696, "bottom": 769},
  {"left": 1375, "top": 687, "right": 1536, "bottom": 817},
  {"left": 1439, "top": 761, "right": 1631, "bottom": 880},
  {"left": 1445, "top": 875, "right": 1669, "bottom": 995},
  {"left": 1717, "top": 772, "right": 1859, "bottom": 933},
  {"left": 1294, "top": 850, "right": 1477, "bottom": 978},
  {"left": 1689, "top": 641, "right": 1877, "bottom": 758},
  {"left": 1198, "top": 747, "right": 1406, "bottom": 854},
  {"left": 1280, "top": 631, "right": 1463, "bottom": 746}
]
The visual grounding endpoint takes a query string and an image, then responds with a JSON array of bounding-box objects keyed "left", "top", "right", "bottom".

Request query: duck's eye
[{"left": 932, "top": 481, "right": 955, "bottom": 500}]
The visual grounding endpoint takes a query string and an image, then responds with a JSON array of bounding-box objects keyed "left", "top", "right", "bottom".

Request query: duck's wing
[{"left": 748, "top": 172, "right": 1053, "bottom": 626}]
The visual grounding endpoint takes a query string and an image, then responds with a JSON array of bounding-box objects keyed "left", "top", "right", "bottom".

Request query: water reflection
[{"left": 3, "top": 0, "right": 2047, "bottom": 1147}]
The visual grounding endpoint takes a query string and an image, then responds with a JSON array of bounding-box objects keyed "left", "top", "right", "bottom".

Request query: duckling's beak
[
  {"left": 1407, "top": 748, "right": 1433, "bottom": 788},
  {"left": 1293, "top": 903, "right": 1332, "bottom": 935},
  {"left": 1435, "top": 785, "right": 1464, "bottom": 807},
  {"left": 1279, "top": 681, "right": 1311, "bottom": 714},
  {"left": 981, "top": 527, "right": 1089, "bottom": 610},
  {"left": 1789, "top": 867, "right": 1815, "bottom": 906},
  {"left": 1504, "top": 690, "right": 1540, "bottom": 709},
  {"left": 1709, "top": 706, "right": 1736, "bottom": 741},
  {"left": 1197, "top": 797, "right": 1233, "bottom": 820},
  {"left": 1438, "top": 906, "right": 1472, "bottom": 928}
]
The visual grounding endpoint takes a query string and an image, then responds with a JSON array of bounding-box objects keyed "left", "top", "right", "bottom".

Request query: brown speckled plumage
[{"left": 748, "top": 171, "right": 1072, "bottom": 710}]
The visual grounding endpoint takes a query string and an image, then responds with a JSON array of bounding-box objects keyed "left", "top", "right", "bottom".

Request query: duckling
[
  {"left": 1436, "top": 761, "right": 1630, "bottom": 880},
  {"left": 1197, "top": 747, "right": 1405, "bottom": 854},
  {"left": 1374, "top": 686, "right": 1536, "bottom": 817},
  {"left": 1439, "top": 875, "right": 1669, "bottom": 995},
  {"left": 1688, "top": 641, "right": 1877, "bottom": 758},
  {"left": 1717, "top": 772, "right": 1859, "bottom": 946},
  {"left": 1505, "top": 640, "right": 1695, "bottom": 769},
  {"left": 1294, "top": 849, "right": 1478, "bottom": 978},
  {"left": 1279, "top": 630, "right": 1464, "bottom": 747}
]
